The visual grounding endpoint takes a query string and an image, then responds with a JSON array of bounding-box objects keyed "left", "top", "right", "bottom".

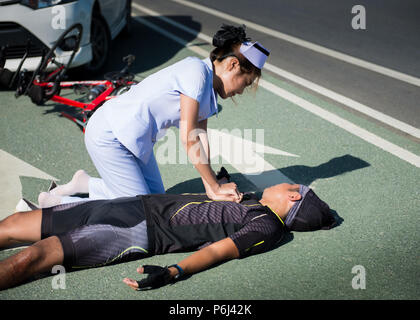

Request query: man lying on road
[{"left": 0, "top": 169, "right": 336, "bottom": 291}]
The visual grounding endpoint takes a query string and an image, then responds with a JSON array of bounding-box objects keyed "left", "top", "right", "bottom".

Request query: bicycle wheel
[{"left": 26, "top": 23, "right": 83, "bottom": 105}]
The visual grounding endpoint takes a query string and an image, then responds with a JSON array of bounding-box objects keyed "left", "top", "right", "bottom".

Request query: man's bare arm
[
  {"left": 123, "top": 237, "right": 239, "bottom": 290},
  {"left": 170, "top": 237, "right": 239, "bottom": 276}
]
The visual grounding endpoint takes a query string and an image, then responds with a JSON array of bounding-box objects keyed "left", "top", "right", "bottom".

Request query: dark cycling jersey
[
  {"left": 41, "top": 193, "right": 285, "bottom": 268},
  {"left": 141, "top": 193, "right": 285, "bottom": 257}
]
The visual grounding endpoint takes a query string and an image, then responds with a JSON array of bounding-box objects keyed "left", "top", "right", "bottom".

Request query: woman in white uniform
[{"left": 38, "top": 25, "right": 270, "bottom": 207}]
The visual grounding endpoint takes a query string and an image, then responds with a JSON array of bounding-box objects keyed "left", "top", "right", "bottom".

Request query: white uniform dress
[{"left": 61, "top": 57, "right": 218, "bottom": 203}]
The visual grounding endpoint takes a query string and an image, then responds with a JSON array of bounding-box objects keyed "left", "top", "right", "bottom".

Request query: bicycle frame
[
  {"left": 34, "top": 77, "right": 136, "bottom": 131},
  {"left": 14, "top": 23, "right": 138, "bottom": 132}
]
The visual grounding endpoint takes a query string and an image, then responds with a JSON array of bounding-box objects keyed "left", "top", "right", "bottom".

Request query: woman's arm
[
  {"left": 123, "top": 237, "right": 240, "bottom": 290},
  {"left": 196, "top": 119, "right": 218, "bottom": 193},
  {"left": 197, "top": 118, "right": 210, "bottom": 165},
  {"left": 179, "top": 94, "right": 216, "bottom": 186},
  {"left": 179, "top": 94, "right": 240, "bottom": 202}
]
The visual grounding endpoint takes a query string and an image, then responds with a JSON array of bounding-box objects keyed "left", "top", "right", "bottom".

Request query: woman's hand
[{"left": 207, "top": 182, "right": 243, "bottom": 203}]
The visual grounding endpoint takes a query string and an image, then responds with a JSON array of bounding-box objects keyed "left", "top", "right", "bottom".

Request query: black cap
[{"left": 285, "top": 186, "right": 336, "bottom": 232}]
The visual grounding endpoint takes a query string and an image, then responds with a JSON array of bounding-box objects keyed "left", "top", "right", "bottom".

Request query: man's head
[{"left": 261, "top": 183, "right": 336, "bottom": 231}]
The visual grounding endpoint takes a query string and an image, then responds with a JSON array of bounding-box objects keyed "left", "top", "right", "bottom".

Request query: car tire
[{"left": 84, "top": 14, "right": 110, "bottom": 74}]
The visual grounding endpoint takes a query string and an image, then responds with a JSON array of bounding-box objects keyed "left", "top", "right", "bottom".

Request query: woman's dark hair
[{"left": 210, "top": 24, "right": 261, "bottom": 77}]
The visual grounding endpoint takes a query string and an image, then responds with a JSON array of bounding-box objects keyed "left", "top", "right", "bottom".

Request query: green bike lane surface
[{"left": 0, "top": 21, "right": 419, "bottom": 300}]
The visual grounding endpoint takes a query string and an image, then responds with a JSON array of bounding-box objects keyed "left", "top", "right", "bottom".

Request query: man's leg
[
  {"left": 0, "top": 236, "right": 64, "bottom": 290},
  {"left": 0, "top": 209, "right": 42, "bottom": 248}
]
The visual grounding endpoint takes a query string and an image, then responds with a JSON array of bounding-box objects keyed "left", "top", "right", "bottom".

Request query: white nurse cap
[{"left": 239, "top": 41, "right": 270, "bottom": 69}]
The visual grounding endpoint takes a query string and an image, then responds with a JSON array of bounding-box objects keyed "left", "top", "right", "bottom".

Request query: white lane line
[
  {"left": 263, "top": 63, "right": 420, "bottom": 139},
  {"left": 132, "top": 2, "right": 420, "bottom": 139},
  {"left": 260, "top": 79, "right": 420, "bottom": 168},
  {"left": 132, "top": 11, "right": 420, "bottom": 168},
  {"left": 170, "top": 0, "right": 420, "bottom": 88}
]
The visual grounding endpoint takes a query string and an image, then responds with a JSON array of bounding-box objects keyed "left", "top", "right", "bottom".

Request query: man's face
[{"left": 262, "top": 183, "right": 302, "bottom": 214}]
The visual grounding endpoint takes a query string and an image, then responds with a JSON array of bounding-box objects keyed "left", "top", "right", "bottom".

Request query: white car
[{"left": 0, "top": 0, "right": 131, "bottom": 75}]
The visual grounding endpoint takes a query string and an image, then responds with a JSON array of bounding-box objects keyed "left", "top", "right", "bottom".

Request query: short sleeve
[
  {"left": 173, "top": 57, "right": 208, "bottom": 104},
  {"left": 229, "top": 214, "right": 284, "bottom": 258}
]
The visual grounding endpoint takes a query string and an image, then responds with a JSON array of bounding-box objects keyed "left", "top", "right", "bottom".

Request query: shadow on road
[
  {"left": 73, "top": 15, "right": 202, "bottom": 80},
  {"left": 166, "top": 154, "right": 368, "bottom": 231},
  {"left": 166, "top": 154, "right": 370, "bottom": 195}
]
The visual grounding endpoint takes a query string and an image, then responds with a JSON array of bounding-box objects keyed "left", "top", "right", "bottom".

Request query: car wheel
[{"left": 84, "top": 15, "right": 110, "bottom": 73}]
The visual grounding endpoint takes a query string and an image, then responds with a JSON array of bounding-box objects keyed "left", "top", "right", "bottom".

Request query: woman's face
[{"left": 215, "top": 58, "right": 257, "bottom": 99}]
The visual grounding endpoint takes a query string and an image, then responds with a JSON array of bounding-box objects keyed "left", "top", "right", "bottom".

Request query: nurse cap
[{"left": 239, "top": 41, "right": 270, "bottom": 69}]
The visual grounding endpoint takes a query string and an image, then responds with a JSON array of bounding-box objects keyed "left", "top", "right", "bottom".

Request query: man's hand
[{"left": 123, "top": 265, "right": 172, "bottom": 290}]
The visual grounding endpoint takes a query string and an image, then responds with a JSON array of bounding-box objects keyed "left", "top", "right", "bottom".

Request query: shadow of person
[
  {"left": 166, "top": 154, "right": 366, "bottom": 231},
  {"left": 278, "top": 154, "right": 370, "bottom": 186},
  {"left": 166, "top": 154, "right": 370, "bottom": 195}
]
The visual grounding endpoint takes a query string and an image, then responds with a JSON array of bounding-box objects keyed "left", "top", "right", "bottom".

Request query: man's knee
[
  {"left": 0, "top": 210, "right": 41, "bottom": 242},
  {"left": 1, "top": 210, "right": 39, "bottom": 226},
  {"left": 0, "top": 212, "right": 24, "bottom": 236},
  {"left": 23, "top": 237, "right": 64, "bottom": 273},
  {"left": 33, "top": 236, "right": 64, "bottom": 260},
  {"left": 1, "top": 211, "right": 21, "bottom": 226}
]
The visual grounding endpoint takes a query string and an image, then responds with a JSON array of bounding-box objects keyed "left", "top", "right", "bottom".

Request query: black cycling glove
[{"left": 136, "top": 265, "right": 172, "bottom": 290}]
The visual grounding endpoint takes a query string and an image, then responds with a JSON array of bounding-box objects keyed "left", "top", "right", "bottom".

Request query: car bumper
[
  {"left": 0, "top": 1, "right": 94, "bottom": 71},
  {"left": 3, "top": 43, "right": 92, "bottom": 72}
]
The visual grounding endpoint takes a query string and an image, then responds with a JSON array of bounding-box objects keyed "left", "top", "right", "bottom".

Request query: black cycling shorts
[{"left": 41, "top": 196, "right": 149, "bottom": 268}]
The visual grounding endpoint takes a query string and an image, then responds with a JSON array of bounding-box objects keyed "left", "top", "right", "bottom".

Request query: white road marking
[
  {"left": 260, "top": 79, "right": 420, "bottom": 168},
  {"left": 170, "top": 0, "right": 420, "bottom": 87},
  {"left": 263, "top": 63, "right": 420, "bottom": 139},
  {"left": 133, "top": 2, "right": 420, "bottom": 139},
  {"left": 207, "top": 129, "right": 298, "bottom": 189},
  {"left": 132, "top": 11, "right": 420, "bottom": 168},
  {"left": 0, "top": 150, "right": 58, "bottom": 220}
]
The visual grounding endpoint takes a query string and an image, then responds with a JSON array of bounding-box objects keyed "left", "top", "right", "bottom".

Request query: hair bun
[{"left": 212, "top": 24, "right": 251, "bottom": 48}]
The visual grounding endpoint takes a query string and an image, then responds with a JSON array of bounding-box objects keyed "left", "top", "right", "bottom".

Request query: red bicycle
[{"left": 13, "top": 23, "right": 138, "bottom": 132}]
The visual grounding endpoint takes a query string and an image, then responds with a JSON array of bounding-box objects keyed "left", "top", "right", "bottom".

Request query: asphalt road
[
  {"left": 0, "top": 0, "right": 419, "bottom": 302},
  {"left": 134, "top": 0, "right": 420, "bottom": 132}
]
